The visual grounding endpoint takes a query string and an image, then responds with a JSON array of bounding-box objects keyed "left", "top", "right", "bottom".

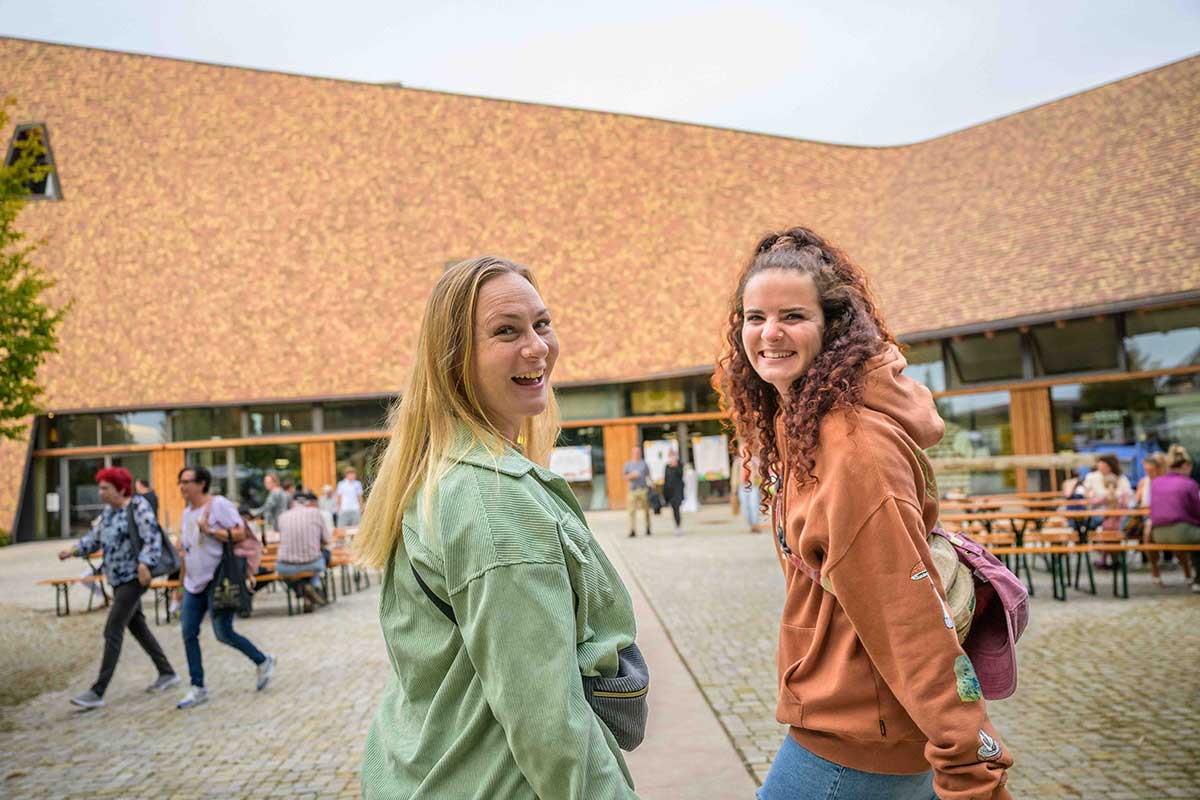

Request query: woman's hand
[{"left": 57, "top": 547, "right": 75, "bottom": 561}]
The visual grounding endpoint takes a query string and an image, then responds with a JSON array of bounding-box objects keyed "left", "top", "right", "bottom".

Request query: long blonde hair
[{"left": 354, "top": 257, "right": 561, "bottom": 568}]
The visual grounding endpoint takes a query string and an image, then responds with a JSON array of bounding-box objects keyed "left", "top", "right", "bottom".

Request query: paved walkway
[
  {"left": 596, "top": 505, "right": 1200, "bottom": 800},
  {"left": 3, "top": 507, "right": 1197, "bottom": 799}
]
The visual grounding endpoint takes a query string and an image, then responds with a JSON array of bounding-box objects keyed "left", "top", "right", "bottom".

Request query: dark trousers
[
  {"left": 181, "top": 587, "right": 266, "bottom": 688},
  {"left": 92, "top": 580, "right": 174, "bottom": 697},
  {"left": 669, "top": 498, "right": 682, "bottom": 526}
]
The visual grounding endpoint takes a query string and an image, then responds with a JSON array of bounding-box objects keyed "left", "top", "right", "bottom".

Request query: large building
[{"left": 2, "top": 37, "right": 1197, "bottom": 541}]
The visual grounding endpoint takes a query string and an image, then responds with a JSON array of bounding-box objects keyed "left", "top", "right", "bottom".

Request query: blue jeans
[
  {"left": 757, "top": 736, "right": 936, "bottom": 800},
  {"left": 276, "top": 556, "right": 326, "bottom": 588},
  {"left": 740, "top": 483, "right": 762, "bottom": 528},
  {"left": 181, "top": 587, "right": 266, "bottom": 688}
]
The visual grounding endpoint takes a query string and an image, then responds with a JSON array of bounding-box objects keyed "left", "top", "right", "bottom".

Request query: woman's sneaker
[
  {"left": 146, "top": 673, "right": 181, "bottom": 693},
  {"left": 256, "top": 654, "right": 276, "bottom": 691},
  {"left": 69, "top": 690, "right": 104, "bottom": 709},
  {"left": 177, "top": 686, "right": 209, "bottom": 709}
]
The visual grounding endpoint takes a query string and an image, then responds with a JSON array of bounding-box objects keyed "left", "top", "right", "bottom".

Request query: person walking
[
  {"left": 623, "top": 446, "right": 652, "bottom": 538},
  {"left": 356, "top": 257, "right": 640, "bottom": 799},
  {"left": 134, "top": 478, "right": 159, "bottom": 518},
  {"left": 336, "top": 467, "right": 364, "bottom": 527},
  {"left": 251, "top": 472, "right": 289, "bottom": 533},
  {"left": 662, "top": 451, "right": 685, "bottom": 535},
  {"left": 176, "top": 466, "right": 276, "bottom": 709},
  {"left": 276, "top": 490, "right": 331, "bottom": 606},
  {"left": 58, "top": 467, "right": 178, "bottom": 708},
  {"left": 716, "top": 227, "right": 1013, "bottom": 800},
  {"left": 1150, "top": 444, "right": 1200, "bottom": 593}
]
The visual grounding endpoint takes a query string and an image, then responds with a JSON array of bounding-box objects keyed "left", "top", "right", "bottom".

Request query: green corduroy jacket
[{"left": 362, "top": 437, "right": 641, "bottom": 799}]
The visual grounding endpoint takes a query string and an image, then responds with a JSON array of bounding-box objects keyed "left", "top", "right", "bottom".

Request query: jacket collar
[{"left": 449, "top": 426, "right": 559, "bottom": 483}]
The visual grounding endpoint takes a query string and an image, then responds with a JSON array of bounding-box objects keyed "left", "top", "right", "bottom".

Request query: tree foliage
[{"left": 0, "top": 98, "right": 70, "bottom": 440}]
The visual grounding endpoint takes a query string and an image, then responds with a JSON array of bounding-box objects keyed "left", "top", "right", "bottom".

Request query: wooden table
[{"left": 942, "top": 508, "right": 1148, "bottom": 596}]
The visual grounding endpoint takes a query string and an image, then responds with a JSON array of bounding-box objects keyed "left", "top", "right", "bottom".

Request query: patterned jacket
[{"left": 73, "top": 495, "right": 162, "bottom": 587}]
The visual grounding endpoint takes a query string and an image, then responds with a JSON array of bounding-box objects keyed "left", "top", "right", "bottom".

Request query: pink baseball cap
[{"left": 934, "top": 528, "right": 1030, "bottom": 701}]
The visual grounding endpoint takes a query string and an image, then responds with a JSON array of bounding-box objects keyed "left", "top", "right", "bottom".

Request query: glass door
[{"left": 65, "top": 457, "right": 106, "bottom": 536}]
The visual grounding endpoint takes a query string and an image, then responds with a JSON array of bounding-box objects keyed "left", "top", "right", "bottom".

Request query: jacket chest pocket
[{"left": 557, "top": 515, "right": 616, "bottom": 630}]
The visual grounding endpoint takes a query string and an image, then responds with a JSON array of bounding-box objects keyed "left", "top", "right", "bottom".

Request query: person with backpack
[
  {"left": 175, "top": 465, "right": 276, "bottom": 709},
  {"left": 715, "top": 228, "right": 1015, "bottom": 800},
  {"left": 57, "top": 467, "right": 179, "bottom": 709}
]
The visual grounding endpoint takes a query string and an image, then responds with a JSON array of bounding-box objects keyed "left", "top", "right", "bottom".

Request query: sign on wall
[
  {"left": 643, "top": 440, "right": 677, "bottom": 483},
  {"left": 692, "top": 434, "right": 730, "bottom": 481},
  {"left": 550, "top": 446, "right": 593, "bottom": 482}
]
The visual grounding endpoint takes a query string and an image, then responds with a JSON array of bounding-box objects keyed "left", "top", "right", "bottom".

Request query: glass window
[
  {"left": 100, "top": 411, "right": 168, "bottom": 445},
  {"left": 628, "top": 379, "right": 688, "bottom": 415},
  {"left": 172, "top": 407, "right": 241, "bottom": 442},
  {"left": 1124, "top": 305, "right": 1200, "bottom": 371},
  {"left": 334, "top": 439, "right": 385, "bottom": 496},
  {"left": 557, "top": 386, "right": 623, "bottom": 421},
  {"left": 947, "top": 331, "right": 1023, "bottom": 386},
  {"left": 1031, "top": 317, "right": 1120, "bottom": 375},
  {"left": 555, "top": 426, "right": 608, "bottom": 510},
  {"left": 687, "top": 375, "right": 723, "bottom": 414},
  {"left": 904, "top": 342, "right": 946, "bottom": 392},
  {"left": 48, "top": 414, "right": 99, "bottom": 448},
  {"left": 926, "top": 391, "right": 1014, "bottom": 496},
  {"left": 1052, "top": 376, "right": 1196, "bottom": 453},
  {"left": 247, "top": 405, "right": 313, "bottom": 436},
  {"left": 233, "top": 444, "right": 302, "bottom": 509},
  {"left": 324, "top": 398, "right": 392, "bottom": 432}
]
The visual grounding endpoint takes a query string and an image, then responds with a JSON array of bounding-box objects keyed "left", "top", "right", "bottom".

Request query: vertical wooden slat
[
  {"left": 603, "top": 423, "right": 638, "bottom": 509},
  {"left": 151, "top": 449, "right": 185, "bottom": 533},
  {"left": 301, "top": 440, "right": 337, "bottom": 494},
  {"left": 1009, "top": 387, "right": 1054, "bottom": 493}
]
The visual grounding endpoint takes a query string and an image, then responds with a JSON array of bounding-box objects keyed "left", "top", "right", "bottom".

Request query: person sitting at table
[
  {"left": 1149, "top": 444, "right": 1200, "bottom": 594},
  {"left": 1084, "top": 456, "right": 1131, "bottom": 568},
  {"left": 275, "top": 489, "right": 331, "bottom": 606},
  {"left": 1137, "top": 453, "right": 1190, "bottom": 587}
]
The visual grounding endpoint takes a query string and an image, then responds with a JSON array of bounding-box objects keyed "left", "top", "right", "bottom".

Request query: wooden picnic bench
[{"left": 37, "top": 574, "right": 109, "bottom": 617}]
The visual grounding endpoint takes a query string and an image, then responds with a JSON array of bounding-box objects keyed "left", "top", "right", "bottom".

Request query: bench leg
[
  {"left": 54, "top": 585, "right": 68, "bottom": 617},
  {"left": 1051, "top": 554, "right": 1066, "bottom": 601},
  {"left": 154, "top": 588, "right": 162, "bottom": 625},
  {"left": 1017, "top": 553, "right": 1034, "bottom": 597},
  {"left": 286, "top": 583, "right": 295, "bottom": 616}
]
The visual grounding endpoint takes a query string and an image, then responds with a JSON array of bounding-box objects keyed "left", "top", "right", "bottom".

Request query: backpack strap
[
  {"left": 410, "top": 561, "right": 456, "bottom": 624},
  {"left": 126, "top": 500, "right": 144, "bottom": 556}
]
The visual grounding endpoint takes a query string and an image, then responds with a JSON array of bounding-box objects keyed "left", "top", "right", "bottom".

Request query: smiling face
[
  {"left": 740, "top": 270, "right": 826, "bottom": 397},
  {"left": 470, "top": 271, "right": 559, "bottom": 442}
]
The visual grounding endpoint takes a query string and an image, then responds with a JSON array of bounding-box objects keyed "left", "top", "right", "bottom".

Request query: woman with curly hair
[{"left": 716, "top": 227, "right": 1013, "bottom": 800}]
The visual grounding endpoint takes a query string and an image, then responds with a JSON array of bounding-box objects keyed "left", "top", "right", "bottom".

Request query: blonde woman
[
  {"left": 357, "top": 257, "right": 640, "bottom": 799},
  {"left": 1149, "top": 444, "right": 1200, "bottom": 593}
]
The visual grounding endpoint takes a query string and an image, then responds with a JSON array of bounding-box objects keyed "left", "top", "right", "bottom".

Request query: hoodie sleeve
[{"left": 824, "top": 496, "right": 1013, "bottom": 800}]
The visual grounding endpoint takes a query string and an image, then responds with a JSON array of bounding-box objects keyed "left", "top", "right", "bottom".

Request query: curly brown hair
[{"left": 715, "top": 226, "right": 895, "bottom": 502}]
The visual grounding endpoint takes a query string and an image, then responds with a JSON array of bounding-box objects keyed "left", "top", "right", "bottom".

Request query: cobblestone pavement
[
  {"left": 2, "top": 539, "right": 386, "bottom": 799},
  {"left": 592, "top": 505, "right": 1200, "bottom": 799}
]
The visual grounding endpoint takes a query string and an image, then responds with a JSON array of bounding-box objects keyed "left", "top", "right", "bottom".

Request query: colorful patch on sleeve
[
  {"left": 977, "top": 729, "right": 1002, "bottom": 760},
  {"left": 955, "top": 655, "right": 983, "bottom": 702}
]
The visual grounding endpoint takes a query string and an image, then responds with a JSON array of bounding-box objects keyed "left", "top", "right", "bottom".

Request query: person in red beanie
[{"left": 58, "top": 466, "right": 179, "bottom": 709}]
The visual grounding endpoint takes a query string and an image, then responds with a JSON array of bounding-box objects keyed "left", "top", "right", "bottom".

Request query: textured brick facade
[{"left": 0, "top": 38, "right": 1197, "bottom": 531}]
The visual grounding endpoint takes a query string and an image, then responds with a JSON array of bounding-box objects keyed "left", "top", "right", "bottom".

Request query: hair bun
[{"left": 1167, "top": 443, "right": 1192, "bottom": 469}]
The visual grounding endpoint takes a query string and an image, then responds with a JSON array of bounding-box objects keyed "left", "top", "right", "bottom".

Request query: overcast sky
[{"left": 2, "top": 0, "right": 1197, "bottom": 145}]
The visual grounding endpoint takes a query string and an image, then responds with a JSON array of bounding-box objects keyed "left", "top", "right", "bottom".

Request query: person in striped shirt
[{"left": 276, "top": 490, "right": 331, "bottom": 606}]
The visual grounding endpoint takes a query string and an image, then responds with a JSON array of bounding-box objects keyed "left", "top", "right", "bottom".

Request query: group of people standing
[{"left": 354, "top": 228, "right": 1015, "bottom": 799}]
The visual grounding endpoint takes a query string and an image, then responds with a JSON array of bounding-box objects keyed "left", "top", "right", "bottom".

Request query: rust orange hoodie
[{"left": 773, "top": 345, "right": 1013, "bottom": 800}]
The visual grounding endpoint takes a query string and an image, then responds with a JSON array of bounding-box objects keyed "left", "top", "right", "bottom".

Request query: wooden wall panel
[
  {"left": 1009, "top": 387, "right": 1054, "bottom": 493},
  {"left": 603, "top": 423, "right": 639, "bottom": 510},
  {"left": 151, "top": 449, "right": 185, "bottom": 533},
  {"left": 1010, "top": 387, "right": 1055, "bottom": 455},
  {"left": 301, "top": 440, "right": 337, "bottom": 494}
]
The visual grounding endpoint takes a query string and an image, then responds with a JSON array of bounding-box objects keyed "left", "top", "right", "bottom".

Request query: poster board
[
  {"left": 550, "top": 446, "right": 593, "bottom": 482},
  {"left": 643, "top": 440, "right": 677, "bottom": 483},
  {"left": 692, "top": 434, "right": 730, "bottom": 481}
]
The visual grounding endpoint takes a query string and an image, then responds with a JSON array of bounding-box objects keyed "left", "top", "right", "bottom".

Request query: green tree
[{"left": 0, "top": 98, "right": 70, "bottom": 440}]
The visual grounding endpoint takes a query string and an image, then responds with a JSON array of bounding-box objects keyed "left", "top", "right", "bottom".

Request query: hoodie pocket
[{"left": 776, "top": 624, "right": 814, "bottom": 721}]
